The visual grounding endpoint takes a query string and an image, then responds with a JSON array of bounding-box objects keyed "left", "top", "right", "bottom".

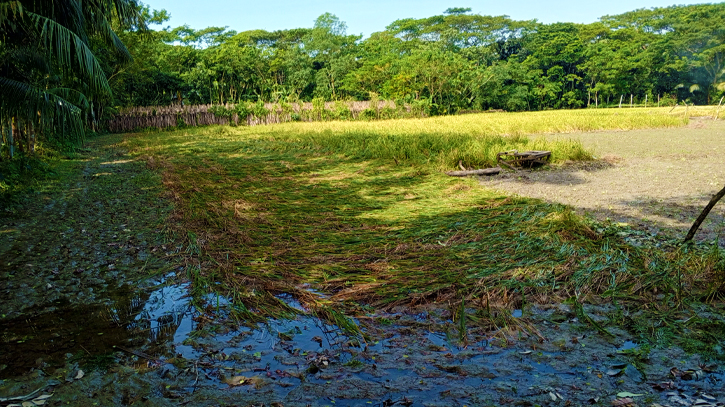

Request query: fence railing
[{"left": 108, "top": 100, "right": 415, "bottom": 133}]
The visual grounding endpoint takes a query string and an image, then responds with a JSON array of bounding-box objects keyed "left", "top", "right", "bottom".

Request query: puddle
[
  {"left": 2, "top": 286, "right": 724, "bottom": 406},
  {"left": 617, "top": 340, "right": 639, "bottom": 351},
  {"left": 0, "top": 279, "right": 192, "bottom": 379}
]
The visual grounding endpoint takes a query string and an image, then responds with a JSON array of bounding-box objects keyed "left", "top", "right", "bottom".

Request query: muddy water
[
  {"left": 0, "top": 276, "right": 188, "bottom": 378},
  {"left": 2, "top": 135, "right": 725, "bottom": 406},
  {"left": 2, "top": 276, "right": 725, "bottom": 406}
]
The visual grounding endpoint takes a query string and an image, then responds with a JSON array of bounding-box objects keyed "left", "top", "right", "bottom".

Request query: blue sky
[{"left": 143, "top": 0, "right": 709, "bottom": 36}]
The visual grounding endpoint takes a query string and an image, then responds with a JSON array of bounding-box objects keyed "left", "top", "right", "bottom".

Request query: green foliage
[
  {"left": 252, "top": 101, "right": 269, "bottom": 118},
  {"left": 0, "top": 0, "right": 146, "bottom": 158},
  {"left": 106, "top": 4, "right": 725, "bottom": 115},
  {"left": 0, "top": 153, "right": 55, "bottom": 208}
]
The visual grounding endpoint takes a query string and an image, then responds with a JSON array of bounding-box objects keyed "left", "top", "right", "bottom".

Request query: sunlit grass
[
  {"left": 121, "top": 109, "right": 725, "bottom": 351},
  {"left": 205, "top": 108, "right": 685, "bottom": 169}
]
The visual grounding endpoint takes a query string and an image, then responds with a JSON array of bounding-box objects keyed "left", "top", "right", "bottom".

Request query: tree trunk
[
  {"left": 446, "top": 167, "right": 501, "bottom": 177},
  {"left": 587, "top": 89, "right": 591, "bottom": 107},
  {"left": 12, "top": 117, "right": 23, "bottom": 154},
  {"left": 6, "top": 119, "right": 14, "bottom": 158},
  {"left": 684, "top": 184, "right": 725, "bottom": 243},
  {"left": 28, "top": 121, "right": 35, "bottom": 154}
]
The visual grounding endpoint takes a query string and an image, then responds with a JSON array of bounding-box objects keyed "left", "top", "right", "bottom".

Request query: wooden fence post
[{"left": 619, "top": 95, "right": 623, "bottom": 108}]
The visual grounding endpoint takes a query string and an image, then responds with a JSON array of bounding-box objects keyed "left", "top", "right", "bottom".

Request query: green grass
[
  {"left": 195, "top": 108, "right": 685, "bottom": 170},
  {"left": 121, "top": 109, "right": 724, "bottom": 353}
]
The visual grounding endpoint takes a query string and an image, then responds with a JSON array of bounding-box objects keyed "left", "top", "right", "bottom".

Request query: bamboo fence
[{"left": 108, "top": 100, "right": 406, "bottom": 133}]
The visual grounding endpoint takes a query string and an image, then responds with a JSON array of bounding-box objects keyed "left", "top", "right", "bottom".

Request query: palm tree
[{"left": 0, "top": 0, "right": 145, "bottom": 157}]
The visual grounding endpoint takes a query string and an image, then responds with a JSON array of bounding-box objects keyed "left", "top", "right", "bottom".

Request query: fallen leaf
[
  {"left": 616, "top": 392, "right": 644, "bottom": 397},
  {"left": 651, "top": 381, "right": 676, "bottom": 391},
  {"left": 223, "top": 375, "right": 247, "bottom": 386},
  {"left": 681, "top": 369, "right": 704, "bottom": 381}
]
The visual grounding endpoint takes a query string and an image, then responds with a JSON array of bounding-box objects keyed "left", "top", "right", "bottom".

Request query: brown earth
[{"left": 482, "top": 117, "right": 725, "bottom": 246}]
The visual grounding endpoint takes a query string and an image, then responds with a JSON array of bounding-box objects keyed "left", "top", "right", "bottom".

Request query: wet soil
[
  {"left": 1, "top": 133, "right": 725, "bottom": 407},
  {"left": 482, "top": 118, "right": 725, "bottom": 247},
  {"left": 0, "top": 134, "right": 179, "bottom": 376}
]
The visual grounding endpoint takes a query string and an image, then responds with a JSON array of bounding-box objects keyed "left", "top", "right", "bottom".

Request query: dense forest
[
  {"left": 113, "top": 3, "right": 725, "bottom": 113},
  {"left": 1, "top": 1, "right": 725, "bottom": 154}
]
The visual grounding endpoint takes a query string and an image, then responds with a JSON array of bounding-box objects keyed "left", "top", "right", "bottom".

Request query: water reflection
[{"left": 0, "top": 281, "right": 191, "bottom": 378}]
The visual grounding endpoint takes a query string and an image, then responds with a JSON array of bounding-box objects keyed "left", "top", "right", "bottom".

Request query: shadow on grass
[
  {"left": 600, "top": 196, "right": 725, "bottom": 246},
  {"left": 124, "top": 128, "right": 725, "bottom": 328}
]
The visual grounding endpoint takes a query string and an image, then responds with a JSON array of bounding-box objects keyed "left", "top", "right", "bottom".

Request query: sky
[{"left": 143, "top": 0, "right": 709, "bottom": 36}]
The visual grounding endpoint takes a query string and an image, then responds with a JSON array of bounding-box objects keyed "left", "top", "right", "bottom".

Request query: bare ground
[{"left": 482, "top": 117, "right": 725, "bottom": 246}]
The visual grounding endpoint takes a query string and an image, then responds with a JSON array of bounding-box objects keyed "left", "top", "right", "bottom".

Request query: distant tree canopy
[
  {"left": 2, "top": 3, "right": 725, "bottom": 153},
  {"left": 110, "top": 3, "right": 724, "bottom": 115}
]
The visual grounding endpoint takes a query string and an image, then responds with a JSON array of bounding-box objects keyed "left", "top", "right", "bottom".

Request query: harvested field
[{"left": 483, "top": 117, "right": 725, "bottom": 246}]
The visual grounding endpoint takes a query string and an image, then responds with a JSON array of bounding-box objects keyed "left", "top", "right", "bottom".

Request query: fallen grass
[{"left": 122, "top": 109, "right": 724, "bottom": 355}]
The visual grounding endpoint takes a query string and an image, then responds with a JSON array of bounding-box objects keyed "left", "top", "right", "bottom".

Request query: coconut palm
[{"left": 0, "top": 0, "right": 144, "bottom": 157}]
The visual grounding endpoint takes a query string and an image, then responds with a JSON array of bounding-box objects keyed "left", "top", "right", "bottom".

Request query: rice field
[
  {"left": 182, "top": 108, "right": 687, "bottom": 169},
  {"left": 122, "top": 108, "right": 723, "bottom": 348}
]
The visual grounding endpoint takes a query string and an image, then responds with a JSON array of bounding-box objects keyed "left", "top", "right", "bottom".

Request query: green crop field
[{"left": 120, "top": 108, "right": 723, "bottom": 347}]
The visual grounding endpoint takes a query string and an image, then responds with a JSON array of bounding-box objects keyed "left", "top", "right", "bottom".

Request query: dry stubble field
[{"left": 484, "top": 117, "right": 725, "bottom": 246}]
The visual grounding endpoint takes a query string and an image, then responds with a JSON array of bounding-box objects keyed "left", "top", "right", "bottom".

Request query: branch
[
  {"left": 445, "top": 167, "right": 501, "bottom": 177},
  {"left": 683, "top": 184, "right": 725, "bottom": 243}
]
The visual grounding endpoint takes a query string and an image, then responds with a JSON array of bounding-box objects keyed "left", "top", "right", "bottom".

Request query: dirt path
[{"left": 482, "top": 118, "right": 725, "bottom": 246}]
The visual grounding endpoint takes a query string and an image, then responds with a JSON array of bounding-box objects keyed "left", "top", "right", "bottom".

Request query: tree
[{"left": 0, "top": 0, "right": 144, "bottom": 157}]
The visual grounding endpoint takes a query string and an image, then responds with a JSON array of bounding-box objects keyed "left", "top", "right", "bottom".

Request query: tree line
[
  {"left": 113, "top": 4, "right": 724, "bottom": 115},
  {"left": 1, "top": 2, "right": 725, "bottom": 158}
]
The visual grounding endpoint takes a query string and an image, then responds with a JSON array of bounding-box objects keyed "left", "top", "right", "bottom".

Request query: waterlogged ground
[{"left": 1, "top": 133, "right": 725, "bottom": 406}]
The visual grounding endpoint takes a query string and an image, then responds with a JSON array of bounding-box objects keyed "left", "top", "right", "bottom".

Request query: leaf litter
[{"left": 1, "top": 129, "right": 725, "bottom": 406}]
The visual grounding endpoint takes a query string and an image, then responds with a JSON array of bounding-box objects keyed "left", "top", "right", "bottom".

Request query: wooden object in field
[
  {"left": 496, "top": 150, "right": 551, "bottom": 170},
  {"left": 445, "top": 167, "right": 501, "bottom": 177}
]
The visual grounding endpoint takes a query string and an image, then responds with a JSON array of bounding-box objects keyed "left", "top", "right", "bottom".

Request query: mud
[
  {"left": 482, "top": 118, "right": 725, "bottom": 247},
  {"left": 2, "top": 292, "right": 724, "bottom": 406},
  {"left": 2, "top": 134, "right": 725, "bottom": 407}
]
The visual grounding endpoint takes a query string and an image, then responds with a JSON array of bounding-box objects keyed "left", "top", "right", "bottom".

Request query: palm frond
[
  {"left": 0, "top": 76, "right": 85, "bottom": 142},
  {"left": 83, "top": 9, "right": 133, "bottom": 62},
  {"left": 0, "top": 1, "right": 23, "bottom": 28},
  {"left": 47, "top": 87, "right": 91, "bottom": 111},
  {"left": 27, "top": 10, "right": 111, "bottom": 96}
]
